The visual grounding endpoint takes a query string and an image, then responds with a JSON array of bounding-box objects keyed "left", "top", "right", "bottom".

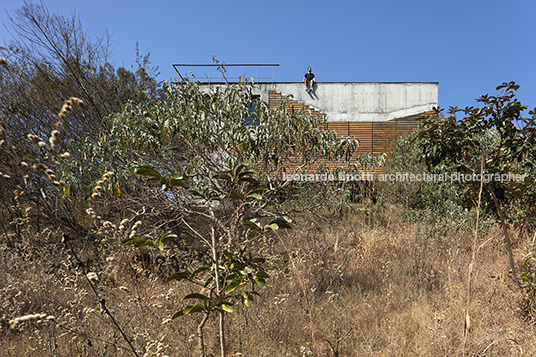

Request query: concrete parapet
[
  {"left": 255, "top": 82, "right": 438, "bottom": 122},
  {"left": 201, "top": 81, "right": 437, "bottom": 122}
]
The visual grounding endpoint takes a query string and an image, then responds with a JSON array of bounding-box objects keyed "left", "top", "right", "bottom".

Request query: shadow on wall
[{"left": 308, "top": 83, "right": 319, "bottom": 100}]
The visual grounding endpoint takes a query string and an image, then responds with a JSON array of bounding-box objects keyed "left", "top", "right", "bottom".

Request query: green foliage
[
  {"left": 521, "top": 254, "right": 536, "bottom": 294},
  {"left": 243, "top": 216, "right": 292, "bottom": 233},
  {"left": 169, "top": 248, "right": 270, "bottom": 318},
  {"left": 380, "top": 130, "right": 463, "bottom": 220},
  {"left": 124, "top": 159, "right": 292, "bottom": 355},
  {"left": 122, "top": 230, "right": 177, "bottom": 251},
  {"left": 417, "top": 82, "right": 536, "bottom": 220},
  {"left": 416, "top": 82, "right": 536, "bottom": 274},
  {"left": 133, "top": 166, "right": 190, "bottom": 190},
  {"left": 521, "top": 253, "right": 536, "bottom": 318},
  {"left": 64, "top": 78, "right": 357, "bottom": 198}
]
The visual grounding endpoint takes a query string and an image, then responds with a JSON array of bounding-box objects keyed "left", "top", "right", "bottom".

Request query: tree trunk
[
  {"left": 210, "top": 222, "right": 226, "bottom": 357},
  {"left": 489, "top": 185, "right": 515, "bottom": 275},
  {"left": 197, "top": 313, "right": 209, "bottom": 357},
  {"left": 219, "top": 311, "right": 225, "bottom": 357}
]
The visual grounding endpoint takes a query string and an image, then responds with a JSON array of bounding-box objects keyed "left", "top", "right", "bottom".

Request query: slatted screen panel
[{"left": 268, "top": 91, "right": 428, "bottom": 179}]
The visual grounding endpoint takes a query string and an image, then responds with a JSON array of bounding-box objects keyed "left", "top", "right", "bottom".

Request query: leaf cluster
[
  {"left": 67, "top": 79, "right": 358, "bottom": 197},
  {"left": 168, "top": 249, "right": 269, "bottom": 318}
]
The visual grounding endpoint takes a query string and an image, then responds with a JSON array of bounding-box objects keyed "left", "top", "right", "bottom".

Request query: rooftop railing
[{"left": 172, "top": 63, "right": 279, "bottom": 83}]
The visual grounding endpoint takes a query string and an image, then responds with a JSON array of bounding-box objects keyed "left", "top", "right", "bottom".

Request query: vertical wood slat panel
[{"left": 268, "top": 90, "right": 430, "bottom": 178}]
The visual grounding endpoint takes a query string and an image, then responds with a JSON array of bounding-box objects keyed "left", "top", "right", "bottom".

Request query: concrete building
[
  {"left": 174, "top": 64, "right": 438, "bottom": 173},
  {"left": 263, "top": 82, "right": 437, "bottom": 158},
  {"left": 257, "top": 81, "right": 438, "bottom": 123}
]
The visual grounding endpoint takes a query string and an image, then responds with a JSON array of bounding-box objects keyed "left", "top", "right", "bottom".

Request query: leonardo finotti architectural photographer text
[{"left": 281, "top": 171, "right": 526, "bottom": 183}]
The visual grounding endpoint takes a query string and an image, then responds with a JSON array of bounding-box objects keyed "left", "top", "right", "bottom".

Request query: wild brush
[{"left": 9, "top": 314, "right": 55, "bottom": 329}]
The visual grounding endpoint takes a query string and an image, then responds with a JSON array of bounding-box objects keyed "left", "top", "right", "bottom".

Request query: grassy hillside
[{"left": 1, "top": 195, "right": 535, "bottom": 356}]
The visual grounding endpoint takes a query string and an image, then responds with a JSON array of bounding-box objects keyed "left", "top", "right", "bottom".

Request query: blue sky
[{"left": 1, "top": 0, "right": 535, "bottom": 112}]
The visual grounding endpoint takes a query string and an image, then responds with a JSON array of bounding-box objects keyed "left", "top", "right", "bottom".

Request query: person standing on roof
[{"left": 303, "top": 67, "right": 316, "bottom": 92}]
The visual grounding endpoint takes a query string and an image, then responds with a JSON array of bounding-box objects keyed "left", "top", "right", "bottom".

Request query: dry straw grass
[{"left": 1, "top": 201, "right": 535, "bottom": 356}]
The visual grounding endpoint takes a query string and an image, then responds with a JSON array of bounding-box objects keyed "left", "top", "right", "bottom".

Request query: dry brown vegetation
[{"left": 1, "top": 198, "right": 535, "bottom": 356}]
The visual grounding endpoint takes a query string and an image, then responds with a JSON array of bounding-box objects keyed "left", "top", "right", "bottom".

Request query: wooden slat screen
[{"left": 268, "top": 90, "right": 429, "bottom": 179}]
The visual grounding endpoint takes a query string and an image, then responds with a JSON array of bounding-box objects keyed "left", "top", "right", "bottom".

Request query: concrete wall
[
  {"left": 259, "top": 82, "right": 438, "bottom": 122},
  {"left": 199, "top": 82, "right": 438, "bottom": 122}
]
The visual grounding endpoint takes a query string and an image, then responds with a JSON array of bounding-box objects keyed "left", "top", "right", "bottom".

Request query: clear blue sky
[{"left": 2, "top": 0, "right": 535, "bottom": 112}]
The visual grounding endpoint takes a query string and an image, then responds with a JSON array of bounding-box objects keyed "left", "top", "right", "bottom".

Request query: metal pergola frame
[{"left": 172, "top": 63, "right": 279, "bottom": 83}]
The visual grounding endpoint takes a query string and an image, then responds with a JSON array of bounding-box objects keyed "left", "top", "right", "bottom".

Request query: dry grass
[{"left": 1, "top": 202, "right": 535, "bottom": 356}]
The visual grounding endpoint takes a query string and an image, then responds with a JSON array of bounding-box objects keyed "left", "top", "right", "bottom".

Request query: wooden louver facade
[{"left": 268, "top": 90, "right": 429, "bottom": 175}]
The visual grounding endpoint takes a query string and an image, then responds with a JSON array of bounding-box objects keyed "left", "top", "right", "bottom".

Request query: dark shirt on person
[{"left": 304, "top": 72, "right": 315, "bottom": 81}]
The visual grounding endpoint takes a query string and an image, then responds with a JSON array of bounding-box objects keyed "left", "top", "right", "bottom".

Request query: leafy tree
[
  {"left": 67, "top": 75, "right": 361, "bottom": 356},
  {"left": 125, "top": 160, "right": 292, "bottom": 357},
  {"left": 417, "top": 82, "right": 536, "bottom": 274},
  {"left": 63, "top": 77, "right": 359, "bottom": 217}
]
